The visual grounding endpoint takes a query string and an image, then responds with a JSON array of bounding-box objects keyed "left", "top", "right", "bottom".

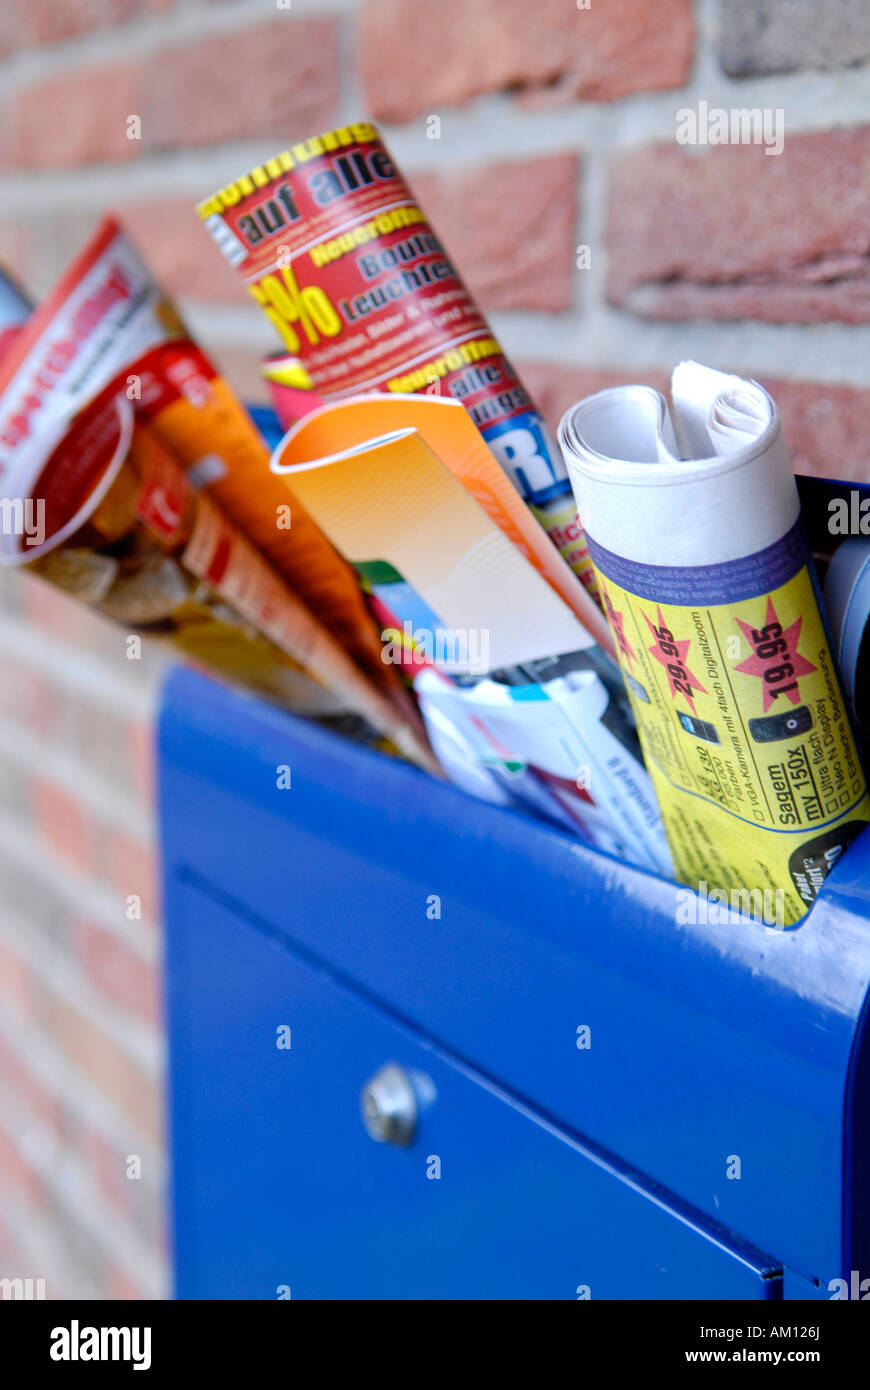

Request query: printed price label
[{"left": 593, "top": 530, "right": 870, "bottom": 925}]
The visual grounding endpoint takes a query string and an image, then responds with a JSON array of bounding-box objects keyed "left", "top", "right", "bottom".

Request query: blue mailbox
[{"left": 159, "top": 666, "right": 870, "bottom": 1300}]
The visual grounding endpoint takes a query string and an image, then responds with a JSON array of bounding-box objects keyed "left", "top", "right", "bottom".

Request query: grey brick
[{"left": 721, "top": 0, "right": 870, "bottom": 77}]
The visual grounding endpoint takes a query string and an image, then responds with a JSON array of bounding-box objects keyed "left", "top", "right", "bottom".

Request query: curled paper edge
[{"left": 558, "top": 361, "right": 800, "bottom": 568}]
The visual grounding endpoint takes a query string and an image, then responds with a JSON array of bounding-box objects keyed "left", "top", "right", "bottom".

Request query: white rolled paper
[{"left": 559, "top": 362, "right": 869, "bottom": 926}]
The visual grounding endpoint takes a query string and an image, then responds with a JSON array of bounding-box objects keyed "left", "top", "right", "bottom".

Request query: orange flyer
[{"left": 273, "top": 394, "right": 614, "bottom": 656}]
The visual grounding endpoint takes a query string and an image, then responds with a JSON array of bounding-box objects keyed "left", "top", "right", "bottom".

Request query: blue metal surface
[
  {"left": 168, "top": 878, "right": 779, "bottom": 1299},
  {"left": 160, "top": 666, "right": 870, "bottom": 1297}
]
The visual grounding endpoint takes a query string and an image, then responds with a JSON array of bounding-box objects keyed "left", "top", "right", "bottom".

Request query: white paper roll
[
  {"left": 558, "top": 362, "right": 870, "bottom": 925},
  {"left": 559, "top": 362, "right": 799, "bottom": 567}
]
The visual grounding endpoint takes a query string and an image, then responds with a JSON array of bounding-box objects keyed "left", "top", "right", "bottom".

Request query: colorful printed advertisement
[{"left": 560, "top": 361, "right": 870, "bottom": 924}]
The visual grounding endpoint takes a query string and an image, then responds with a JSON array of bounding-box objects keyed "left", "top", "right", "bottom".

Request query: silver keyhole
[{"left": 360, "top": 1063, "right": 417, "bottom": 1147}]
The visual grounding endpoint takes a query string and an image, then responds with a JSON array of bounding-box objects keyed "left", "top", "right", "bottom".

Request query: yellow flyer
[
  {"left": 598, "top": 558, "right": 868, "bottom": 925},
  {"left": 560, "top": 362, "right": 870, "bottom": 925}
]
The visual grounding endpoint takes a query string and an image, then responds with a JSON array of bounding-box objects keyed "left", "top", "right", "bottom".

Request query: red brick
[
  {"left": 1, "top": 0, "right": 172, "bottom": 53},
  {"left": 360, "top": 0, "right": 694, "bottom": 123},
  {"left": 410, "top": 153, "right": 579, "bottom": 311},
  {"left": 24, "top": 575, "right": 80, "bottom": 635},
  {"left": 22, "top": 670, "right": 56, "bottom": 739},
  {"left": 0, "top": 1214, "right": 21, "bottom": 1276},
  {"left": 107, "top": 1265, "right": 150, "bottom": 1301},
  {"left": 80, "top": 1126, "right": 133, "bottom": 1214},
  {"left": 30, "top": 778, "right": 96, "bottom": 876},
  {"left": 23, "top": 571, "right": 130, "bottom": 659},
  {"left": 120, "top": 200, "right": 242, "bottom": 302},
  {"left": 0, "top": 937, "right": 35, "bottom": 1017},
  {"left": 0, "top": 10, "right": 15, "bottom": 61},
  {"left": 519, "top": 361, "right": 870, "bottom": 485},
  {"left": 143, "top": 18, "right": 340, "bottom": 151},
  {"left": 0, "top": 1034, "right": 62, "bottom": 1131},
  {"left": 0, "top": 1127, "right": 42, "bottom": 1204},
  {"left": 125, "top": 151, "right": 579, "bottom": 312},
  {"left": 56, "top": 997, "right": 161, "bottom": 1141},
  {"left": 607, "top": 126, "right": 870, "bottom": 323},
  {"left": 0, "top": 650, "right": 154, "bottom": 808},
  {"left": 76, "top": 919, "right": 159, "bottom": 1025},
  {"left": 5, "top": 15, "right": 339, "bottom": 169},
  {"left": 17, "top": 973, "right": 160, "bottom": 1138},
  {"left": 763, "top": 378, "right": 870, "bottom": 483},
  {"left": 0, "top": 216, "right": 35, "bottom": 287},
  {"left": 12, "top": 62, "right": 142, "bottom": 169},
  {"left": 104, "top": 834, "right": 159, "bottom": 923},
  {"left": 126, "top": 721, "right": 155, "bottom": 808},
  {"left": 0, "top": 207, "right": 97, "bottom": 299}
]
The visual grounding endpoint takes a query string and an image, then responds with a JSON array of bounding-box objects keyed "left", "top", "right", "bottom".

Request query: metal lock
[{"left": 360, "top": 1063, "right": 418, "bottom": 1147}]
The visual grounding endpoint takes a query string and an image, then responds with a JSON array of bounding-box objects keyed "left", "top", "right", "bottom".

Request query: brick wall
[
  {"left": 2, "top": 0, "right": 870, "bottom": 1300},
  {"left": 0, "top": 563, "right": 166, "bottom": 1298}
]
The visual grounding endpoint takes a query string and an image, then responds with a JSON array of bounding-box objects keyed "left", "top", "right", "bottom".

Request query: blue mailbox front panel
[
  {"left": 160, "top": 669, "right": 870, "bottom": 1299},
  {"left": 168, "top": 881, "right": 779, "bottom": 1300}
]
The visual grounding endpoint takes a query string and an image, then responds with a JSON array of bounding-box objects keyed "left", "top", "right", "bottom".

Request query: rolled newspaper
[
  {"left": 0, "top": 218, "right": 397, "bottom": 699},
  {"left": 559, "top": 361, "right": 870, "bottom": 925},
  {"left": 195, "top": 122, "right": 598, "bottom": 597},
  {"left": 0, "top": 381, "right": 430, "bottom": 766}
]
